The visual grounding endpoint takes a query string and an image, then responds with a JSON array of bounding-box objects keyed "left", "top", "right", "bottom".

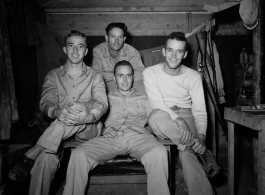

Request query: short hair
[
  {"left": 64, "top": 30, "right": 87, "bottom": 46},
  {"left": 165, "top": 32, "right": 187, "bottom": 49},
  {"left": 105, "top": 23, "right": 127, "bottom": 36},
  {"left": 114, "top": 60, "right": 134, "bottom": 76}
]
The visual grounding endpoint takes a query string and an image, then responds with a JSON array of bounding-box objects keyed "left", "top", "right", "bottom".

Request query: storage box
[{"left": 0, "top": 144, "right": 31, "bottom": 184}]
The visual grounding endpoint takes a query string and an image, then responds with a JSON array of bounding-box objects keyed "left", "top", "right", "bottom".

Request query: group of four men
[{"left": 9, "top": 23, "right": 214, "bottom": 195}]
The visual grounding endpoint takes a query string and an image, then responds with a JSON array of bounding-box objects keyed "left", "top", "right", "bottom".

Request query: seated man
[
  {"left": 8, "top": 30, "right": 108, "bottom": 195},
  {"left": 62, "top": 60, "right": 170, "bottom": 195},
  {"left": 143, "top": 32, "right": 214, "bottom": 195},
  {"left": 92, "top": 22, "right": 145, "bottom": 92}
]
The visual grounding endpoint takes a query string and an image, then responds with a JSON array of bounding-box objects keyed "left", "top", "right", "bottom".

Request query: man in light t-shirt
[{"left": 143, "top": 32, "right": 214, "bottom": 195}]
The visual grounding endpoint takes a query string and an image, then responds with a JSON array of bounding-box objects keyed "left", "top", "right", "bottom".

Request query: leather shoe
[
  {"left": 197, "top": 149, "right": 221, "bottom": 178},
  {"left": 8, "top": 156, "right": 34, "bottom": 181}
]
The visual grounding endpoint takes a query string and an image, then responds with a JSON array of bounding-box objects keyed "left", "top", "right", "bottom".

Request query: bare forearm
[{"left": 101, "top": 71, "right": 114, "bottom": 82}]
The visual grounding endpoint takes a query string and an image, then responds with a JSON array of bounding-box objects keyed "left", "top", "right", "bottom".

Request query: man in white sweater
[{"left": 143, "top": 32, "right": 214, "bottom": 195}]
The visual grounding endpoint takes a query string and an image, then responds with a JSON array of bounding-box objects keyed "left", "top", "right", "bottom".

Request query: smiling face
[
  {"left": 63, "top": 35, "right": 88, "bottom": 65},
  {"left": 162, "top": 38, "right": 187, "bottom": 74},
  {"left": 114, "top": 65, "right": 134, "bottom": 95},
  {"left": 105, "top": 27, "right": 126, "bottom": 52}
]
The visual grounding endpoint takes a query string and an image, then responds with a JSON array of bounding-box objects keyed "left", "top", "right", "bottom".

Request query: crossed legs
[{"left": 148, "top": 109, "right": 214, "bottom": 195}]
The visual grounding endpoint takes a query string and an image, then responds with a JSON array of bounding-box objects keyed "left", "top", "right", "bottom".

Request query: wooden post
[
  {"left": 228, "top": 121, "right": 235, "bottom": 195},
  {"left": 258, "top": 120, "right": 265, "bottom": 194},
  {"left": 252, "top": 2, "right": 264, "bottom": 194},
  {"left": 253, "top": 0, "right": 264, "bottom": 105}
]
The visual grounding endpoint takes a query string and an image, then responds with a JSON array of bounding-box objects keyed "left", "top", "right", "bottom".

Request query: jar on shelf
[{"left": 240, "top": 48, "right": 249, "bottom": 63}]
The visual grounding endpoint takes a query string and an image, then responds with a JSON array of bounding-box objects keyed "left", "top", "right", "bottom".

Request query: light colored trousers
[
  {"left": 26, "top": 101, "right": 94, "bottom": 160},
  {"left": 28, "top": 123, "right": 99, "bottom": 195},
  {"left": 62, "top": 129, "right": 170, "bottom": 195},
  {"left": 26, "top": 120, "right": 85, "bottom": 160},
  {"left": 148, "top": 109, "right": 214, "bottom": 195}
]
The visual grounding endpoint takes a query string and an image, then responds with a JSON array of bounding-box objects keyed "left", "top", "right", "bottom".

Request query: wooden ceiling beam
[{"left": 44, "top": 7, "right": 208, "bottom": 13}]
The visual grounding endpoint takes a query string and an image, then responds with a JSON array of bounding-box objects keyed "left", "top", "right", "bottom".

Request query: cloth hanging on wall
[
  {"left": 0, "top": 1, "right": 19, "bottom": 140},
  {"left": 239, "top": 0, "right": 259, "bottom": 30},
  {"left": 8, "top": 0, "right": 44, "bottom": 46},
  {"left": 197, "top": 40, "right": 226, "bottom": 104},
  {"left": 189, "top": 20, "right": 226, "bottom": 104},
  {"left": 204, "top": 0, "right": 259, "bottom": 30}
]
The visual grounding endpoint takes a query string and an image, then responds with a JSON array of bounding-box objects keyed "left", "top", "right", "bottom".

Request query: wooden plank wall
[
  {"left": 43, "top": 0, "right": 249, "bottom": 36},
  {"left": 46, "top": 12, "right": 214, "bottom": 36}
]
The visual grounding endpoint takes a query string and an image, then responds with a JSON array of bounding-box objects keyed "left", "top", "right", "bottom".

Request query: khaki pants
[
  {"left": 28, "top": 123, "right": 99, "bottom": 195},
  {"left": 148, "top": 109, "right": 214, "bottom": 195},
  {"left": 63, "top": 129, "right": 170, "bottom": 195}
]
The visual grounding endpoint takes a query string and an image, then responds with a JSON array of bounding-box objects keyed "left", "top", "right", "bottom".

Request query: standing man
[
  {"left": 92, "top": 22, "right": 145, "bottom": 91},
  {"left": 143, "top": 32, "right": 214, "bottom": 195},
  {"left": 9, "top": 30, "right": 108, "bottom": 195},
  {"left": 63, "top": 60, "right": 170, "bottom": 195}
]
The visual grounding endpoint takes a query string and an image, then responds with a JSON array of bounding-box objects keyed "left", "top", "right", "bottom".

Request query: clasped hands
[
  {"left": 53, "top": 102, "right": 94, "bottom": 126},
  {"left": 175, "top": 117, "right": 206, "bottom": 154}
]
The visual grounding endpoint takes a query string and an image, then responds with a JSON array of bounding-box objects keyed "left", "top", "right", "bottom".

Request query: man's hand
[
  {"left": 102, "top": 71, "right": 115, "bottom": 82},
  {"left": 103, "top": 127, "right": 119, "bottom": 138},
  {"left": 192, "top": 134, "right": 206, "bottom": 154},
  {"left": 66, "top": 102, "right": 96, "bottom": 125},
  {"left": 175, "top": 117, "right": 193, "bottom": 145},
  {"left": 53, "top": 103, "right": 80, "bottom": 126}
]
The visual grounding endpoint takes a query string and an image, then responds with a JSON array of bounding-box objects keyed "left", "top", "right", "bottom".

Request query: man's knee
[
  {"left": 75, "top": 123, "right": 98, "bottom": 142},
  {"left": 148, "top": 109, "right": 170, "bottom": 124},
  {"left": 148, "top": 109, "right": 162, "bottom": 121},
  {"left": 154, "top": 145, "right": 168, "bottom": 157},
  {"left": 144, "top": 145, "right": 168, "bottom": 162},
  {"left": 71, "top": 147, "right": 87, "bottom": 159}
]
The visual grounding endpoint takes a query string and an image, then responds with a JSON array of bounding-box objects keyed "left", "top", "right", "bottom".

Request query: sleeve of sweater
[
  {"left": 143, "top": 67, "right": 180, "bottom": 120},
  {"left": 189, "top": 73, "right": 207, "bottom": 136}
]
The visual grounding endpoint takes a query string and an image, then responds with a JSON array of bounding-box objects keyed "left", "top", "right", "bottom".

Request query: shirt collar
[
  {"left": 60, "top": 63, "right": 87, "bottom": 76},
  {"left": 103, "top": 42, "right": 127, "bottom": 58},
  {"left": 113, "top": 88, "right": 136, "bottom": 98}
]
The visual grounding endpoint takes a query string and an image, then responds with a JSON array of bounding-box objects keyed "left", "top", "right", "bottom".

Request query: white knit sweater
[{"left": 143, "top": 63, "right": 207, "bottom": 136}]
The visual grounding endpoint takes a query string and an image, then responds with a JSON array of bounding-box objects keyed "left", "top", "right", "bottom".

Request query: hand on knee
[{"left": 175, "top": 117, "right": 193, "bottom": 145}]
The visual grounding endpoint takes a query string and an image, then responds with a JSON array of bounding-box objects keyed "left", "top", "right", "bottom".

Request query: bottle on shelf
[
  {"left": 240, "top": 88, "right": 246, "bottom": 99},
  {"left": 240, "top": 48, "right": 249, "bottom": 64}
]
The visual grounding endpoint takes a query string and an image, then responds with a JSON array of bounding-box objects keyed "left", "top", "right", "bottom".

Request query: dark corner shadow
[
  {"left": 84, "top": 45, "right": 94, "bottom": 67},
  {"left": 209, "top": 169, "right": 228, "bottom": 188}
]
